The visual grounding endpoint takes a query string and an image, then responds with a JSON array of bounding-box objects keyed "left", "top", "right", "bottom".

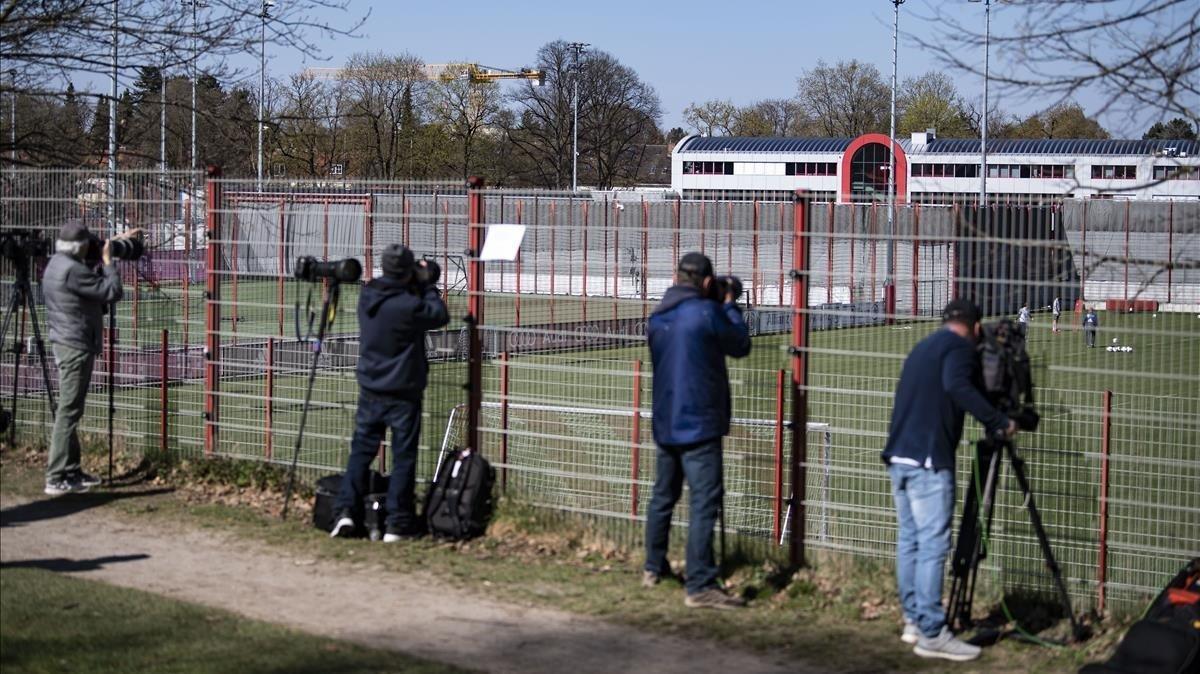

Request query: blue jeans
[
  {"left": 889, "top": 463, "right": 956, "bottom": 637},
  {"left": 644, "top": 437, "right": 723, "bottom": 595},
  {"left": 335, "top": 391, "right": 422, "bottom": 530}
]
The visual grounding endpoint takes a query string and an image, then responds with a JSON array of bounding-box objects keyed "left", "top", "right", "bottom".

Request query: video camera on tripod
[
  {"left": 0, "top": 229, "right": 56, "bottom": 438},
  {"left": 948, "top": 318, "right": 1086, "bottom": 642},
  {"left": 0, "top": 229, "right": 52, "bottom": 264}
]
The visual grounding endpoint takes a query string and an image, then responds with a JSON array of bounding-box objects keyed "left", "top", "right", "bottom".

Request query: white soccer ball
[
  {"left": 1153, "top": 313, "right": 1157, "bottom": 318},
  {"left": 1112, "top": 338, "right": 1119, "bottom": 344}
]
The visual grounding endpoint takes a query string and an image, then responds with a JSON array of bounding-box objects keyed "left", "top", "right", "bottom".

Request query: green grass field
[{"left": 7, "top": 279, "right": 1198, "bottom": 614}]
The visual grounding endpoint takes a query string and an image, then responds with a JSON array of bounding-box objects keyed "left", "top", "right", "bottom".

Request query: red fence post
[
  {"left": 549, "top": 201, "right": 557, "bottom": 323},
  {"left": 265, "top": 337, "right": 274, "bottom": 460},
  {"left": 642, "top": 199, "right": 649, "bottom": 322},
  {"left": 582, "top": 200, "right": 589, "bottom": 321},
  {"left": 277, "top": 198, "right": 286, "bottom": 336},
  {"left": 827, "top": 202, "right": 834, "bottom": 304},
  {"left": 183, "top": 199, "right": 191, "bottom": 352},
  {"left": 466, "top": 177, "right": 486, "bottom": 455},
  {"left": 1081, "top": 200, "right": 1089, "bottom": 305},
  {"left": 752, "top": 200, "right": 761, "bottom": 306},
  {"left": 160, "top": 329, "right": 169, "bottom": 454},
  {"left": 203, "top": 166, "right": 223, "bottom": 457},
  {"left": 1098, "top": 388, "right": 1113, "bottom": 614},
  {"left": 773, "top": 368, "right": 785, "bottom": 543},
  {"left": 231, "top": 208, "right": 239, "bottom": 335},
  {"left": 672, "top": 198, "right": 681, "bottom": 286},
  {"left": 500, "top": 351, "right": 509, "bottom": 492},
  {"left": 612, "top": 203, "right": 620, "bottom": 320},
  {"left": 515, "top": 200, "right": 523, "bottom": 327},
  {"left": 790, "top": 190, "right": 813, "bottom": 566},
  {"left": 631, "top": 359, "right": 642, "bottom": 519}
]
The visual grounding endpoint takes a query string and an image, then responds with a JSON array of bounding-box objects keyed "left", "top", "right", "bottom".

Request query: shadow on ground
[
  {"left": 0, "top": 488, "right": 174, "bottom": 528},
  {"left": 0, "top": 553, "right": 151, "bottom": 572}
]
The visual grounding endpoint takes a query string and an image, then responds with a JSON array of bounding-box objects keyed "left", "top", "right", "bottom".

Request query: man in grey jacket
[{"left": 40, "top": 221, "right": 127, "bottom": 495}]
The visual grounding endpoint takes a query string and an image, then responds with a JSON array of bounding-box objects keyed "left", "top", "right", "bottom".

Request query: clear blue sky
[{"left": 251, "top": 0, "right": 1151, "bottom": 137}]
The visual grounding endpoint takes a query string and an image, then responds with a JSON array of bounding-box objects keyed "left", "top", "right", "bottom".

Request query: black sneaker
[
  {"left": 45, "top": 478, "right": 89, "bottom": 497},
  {"left": 70, "top": 470, "right": 103, "bottom": 487},
  {"left": 329, "top": 510, "right": 356, "bottom": 538}
]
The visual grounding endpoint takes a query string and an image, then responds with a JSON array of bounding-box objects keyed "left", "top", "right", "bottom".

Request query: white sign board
[{"left": 479, "top": 224, "right": 527, "bottom": 262}]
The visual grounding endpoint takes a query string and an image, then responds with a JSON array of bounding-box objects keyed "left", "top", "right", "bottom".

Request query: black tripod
[
  {"left": 1, "top": 254, "right": 57, "bottom": 444},
  {"left": 280, "top": 280, "right": 344, "bottom": 520},
  {"left": 948, "top": 436, "right": 1085, "bottom": 642}
]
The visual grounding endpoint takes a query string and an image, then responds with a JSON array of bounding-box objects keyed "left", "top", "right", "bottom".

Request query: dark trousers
[
  {"left": 1084, "top": 326, "right": 1097, "bottom": 347},
  {"left": 644, "top": 437, "right": 723, "bottom": 595},
  {"left": 335, "top": 391, "right": 422, "bottom": 530}
]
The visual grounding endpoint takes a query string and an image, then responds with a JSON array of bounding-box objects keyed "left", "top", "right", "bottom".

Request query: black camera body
[
  {"left": 707, "top": 274, "right": 743, "bottom": 303},
  {"left": 979, "top": 318, "right": 1040, "bottom": 433},
  {"left": 414, "top": 257, "right": 441, "bottom": 290},
  {"left": 108, "top": 232, "right": 145, "bottom": 261},
  {"left": 0, "top": 229, "right": 51, "bottom": 263},
  {"left": 295, "top": 256, "right": 363, "bottom": 284}
]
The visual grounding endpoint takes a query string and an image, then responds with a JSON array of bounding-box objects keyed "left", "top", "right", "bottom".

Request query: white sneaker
[
  {"left": 329, "top": 512, "right": 355, "bottom": 538},
  {"left": 901, "top": 620, "right": 921, "bottom": 645},
  {"left": 913, "top": 626, "right": 981, "bottom": 661}
]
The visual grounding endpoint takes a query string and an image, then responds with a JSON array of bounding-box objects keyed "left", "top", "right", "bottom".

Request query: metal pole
[
  {"left": 9, "top": 69, "right": 15, "bottom": 163},
  {"left": 161, "top": 63, "right": 167, "bottom": 175},
  {"left": 886, "top": 0, "right": 903, "bottom": 297},
  {"left": 258, "top": 1, "right": 270, "bottom": 190},
  {"left": 190, "top": 1, "right": 197, "bottom": 172},
  {"left": 568, "top": 42, "right": 588, "bottom": 192},
  {"left": 980, "top": 0, "right": 990, "bottom": 205},
  {"left": 108, "top": 0, "right": 118, "bottom": 229}
]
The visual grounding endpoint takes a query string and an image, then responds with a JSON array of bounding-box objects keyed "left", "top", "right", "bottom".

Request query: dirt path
[{"left": 0, "top": 494, "right": 803, "bottom": 674}]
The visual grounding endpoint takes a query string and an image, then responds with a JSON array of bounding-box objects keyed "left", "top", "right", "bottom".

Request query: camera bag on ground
[
  {"left": 312, "top": 471, "right": 389, "bottom": 534},
  {"left": 1079, "top": 557, "right": 1200, "bottom": 674},
  {"left": 425, "top": 446, "right": 495, "bottom": 541}
]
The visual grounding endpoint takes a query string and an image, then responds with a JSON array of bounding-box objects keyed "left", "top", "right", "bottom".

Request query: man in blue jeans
[
  {"left": 643, "top": 252, "right": 751, "bottom": 609},
  {"left": 331, "top": 244, "right": 448, "bottom": 541},
  {"left": 883, "top": 298, "right": 1017, "bottom": 661}
]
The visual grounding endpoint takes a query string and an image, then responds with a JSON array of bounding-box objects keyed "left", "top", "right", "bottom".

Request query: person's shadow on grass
[
  {"left": 0, "top": 488, "right": 174, "bottom": 529},
  {"left": 0, "top": 553, "right": 150, "bottom": 572}
]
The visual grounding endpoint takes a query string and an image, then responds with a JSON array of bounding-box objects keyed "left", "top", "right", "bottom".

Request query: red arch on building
[{"left": 840, "top": 133, "right": 908, "bottom": 204}]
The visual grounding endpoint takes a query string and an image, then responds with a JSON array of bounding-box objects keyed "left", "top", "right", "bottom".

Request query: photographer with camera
[
  {"left": 40, "top": 221, "right": 138, "bottom": 495},
  {"left": 642, "top": 252, "right": 751, "bottom": 610},
  {"left": 882, "top": 298, "right": 1017, "bottom": 662},
  {"left": 330, "top": 244, "right": 448, "bottom": 541}
]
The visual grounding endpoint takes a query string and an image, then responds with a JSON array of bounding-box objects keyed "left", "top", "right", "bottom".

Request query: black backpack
[
  {"left": 1080, "top": 558, "right": 1200, "bottom": 674},
  {"left": 425, "top": 447, "right": 495, "bottom": 540}
]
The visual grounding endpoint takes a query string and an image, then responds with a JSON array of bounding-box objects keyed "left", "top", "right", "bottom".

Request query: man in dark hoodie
[
  {"left": 331, "top": 244, "right": 449, "bottom": 541},
  {"left": 883, "top": 298, "right": 1016, "bottom": 661},
  {"left": 643, "top": 252, "right": 751, "bottom": 610}
]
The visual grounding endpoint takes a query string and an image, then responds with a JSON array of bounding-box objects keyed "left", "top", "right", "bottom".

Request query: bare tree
[
  {"left": 797, "top": 59, "right": 889, "bottom": 136},
  {"left": 1, "top": 0, "right": 365, "bottom": 165},
  {"left": 506, "top": 41, "right": 577, "bottom": 188},
  {"left": 898, "top": 71, "right": 973, "bottom": 137},
  {"left": 339, "top": 52, "right": 427, "bottom": 179},
  {"left": 683, "top": 99, "right": 737, "bottom": 136},
  {"left": 272, "top": 73, "right": 348, "bottom": 178},
  {"left": 913, "top": 1, "right": 1200, "bottom": 130},
  {"left": 429, "top": 67, "right": 503, "bottom": 180},
  {"left": 578, "top": 51, "right": 662, "bottom": 189}
]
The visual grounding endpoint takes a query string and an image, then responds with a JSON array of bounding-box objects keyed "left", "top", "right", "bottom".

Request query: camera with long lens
[
  {"left": 0, "top": 229, "right": 51, "bottom": 263},
  {"left": 707, "top": 274, "right": 744, "bottom": 303},
  {"left": 294, "top": 256, "right": 363, "bottom": 284},
  {"left": 414, "top": 256, "right": 441, "bottom": 289},
  {"left": 108, "top": 231, "right": 145, "bottom": 261},
  {"left": 978, "top": 318, "right": 1040, "bottom": 434}
]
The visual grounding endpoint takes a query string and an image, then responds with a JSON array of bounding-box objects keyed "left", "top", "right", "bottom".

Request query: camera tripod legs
[
  {"left": 948, "top": 439, "right": 1084, "bottom": 642},
  {"left": 2, "top": 278, "right": 57, "bottom": 444}
]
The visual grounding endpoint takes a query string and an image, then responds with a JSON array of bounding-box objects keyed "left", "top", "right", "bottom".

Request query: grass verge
[
  {"left": 0, "top": 566, "right": 467, "bottom": 674},
  {"left": 0, "top": 450, "right": 1135, "bottom": 673}
]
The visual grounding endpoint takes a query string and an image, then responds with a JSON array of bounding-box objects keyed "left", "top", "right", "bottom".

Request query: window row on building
[
  {"left": 1152, "top": 165, "right": 1200, "bottom": 181},
  {"left": 785, "top": 162, "right": 838, "bottom": 176},
  {"left": 681, "top": 161, "right": 735, "bottom": 175}
]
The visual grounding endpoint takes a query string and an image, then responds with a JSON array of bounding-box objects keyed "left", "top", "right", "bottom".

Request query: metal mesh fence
[{"left": 3, "top": 171, "right": 1196, "bottom": 616}]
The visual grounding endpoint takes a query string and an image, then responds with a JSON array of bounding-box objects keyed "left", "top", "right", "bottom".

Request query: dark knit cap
[
  {"left": 942, "top": 298, "right": 982, "bottom": 325},
  {"left": 677, "top": 252, "right": 714, "bottom": 279},
  {"left": 381, "top": 244, "right": 415, "bottom": 278}
]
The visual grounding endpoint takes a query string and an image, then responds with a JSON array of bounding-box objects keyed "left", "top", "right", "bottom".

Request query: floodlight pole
[
  {"left": 568, "top": 42, "right": 589, "bottom": 192},
  {"left": 108, "top": 0, "right": 118, "bottom": 228},
  {"left": 970, "top": 0, "right": 991, "bottom": 206},
  {"left": 886, "top": 0, "right": 903, "bottom": 302},
  {"left": 258, "top": 1, "right": 273, "bottom": 191},
  {"left": 161, "top": 61, "right": 167, "bottom": 176}
]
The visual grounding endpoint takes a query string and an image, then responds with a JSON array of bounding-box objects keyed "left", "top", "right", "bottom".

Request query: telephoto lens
[
  {"left": 109, "top": 232, "right": 145, "bottom": 261},
  {"left": 294, "top": 256, "right": 362, "bottom": 284},
  {"left": 710, "top": 275, "right": 743, "bottom": 302},
  {"left": 415, "top": 258, "right": 441, "bottom": 288}
]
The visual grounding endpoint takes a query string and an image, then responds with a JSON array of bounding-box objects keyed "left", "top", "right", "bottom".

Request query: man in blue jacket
[
  {"left": 883, "top": 298, "right": 1016, "bottom": 661},
  {"left": 643, "top": 252, "right": 751, "bottom": 609},
  {"left": 331, "top": 244, "right": 449, "bottom": 541}
]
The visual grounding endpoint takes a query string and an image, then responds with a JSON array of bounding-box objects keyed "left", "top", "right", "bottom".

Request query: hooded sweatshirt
[
  {"left": 355, "top": 276, "right": 449, "bottom": 397},
  {"left": 646, "top": 285, "right": 751, "bottom": 446}
]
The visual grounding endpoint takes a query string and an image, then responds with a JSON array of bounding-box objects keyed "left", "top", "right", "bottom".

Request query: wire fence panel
[{"left": 3, "top": 171, "right": 1195, "bottom": 616}]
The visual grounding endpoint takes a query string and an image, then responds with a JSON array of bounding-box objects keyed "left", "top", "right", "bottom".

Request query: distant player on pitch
[
  {"left": 1017, "top": 302, "right": 1031, "bottom": 337},
  {"left": 1051, "top": 297, "right": 1062, "bottom": 333},
  {"left": 1083, "top": 308, "right": 1100, "bottom": 348}
]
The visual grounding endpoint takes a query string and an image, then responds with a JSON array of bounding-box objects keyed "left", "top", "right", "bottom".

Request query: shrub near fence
[{"left": 2, "top": 170, "right": 1196, "bottom": 616}]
